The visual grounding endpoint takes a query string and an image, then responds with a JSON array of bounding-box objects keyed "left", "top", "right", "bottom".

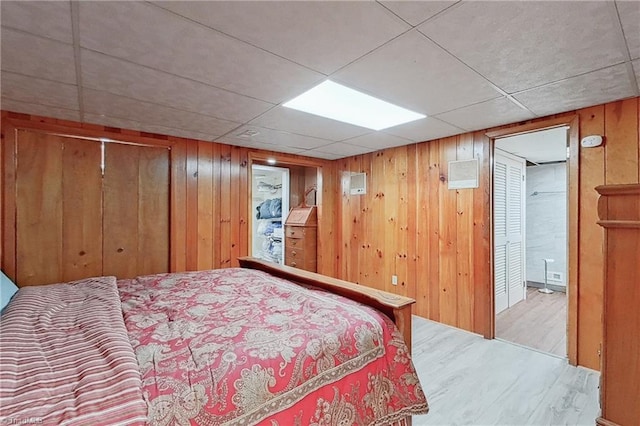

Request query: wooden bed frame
[{"left": 238, "top": 257, "right": 416, "bottom": 351}]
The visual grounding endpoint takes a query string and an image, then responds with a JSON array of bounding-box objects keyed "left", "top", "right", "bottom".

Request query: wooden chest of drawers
[{"left": 284, "top": 206, "right": 317, "bottom": 272}]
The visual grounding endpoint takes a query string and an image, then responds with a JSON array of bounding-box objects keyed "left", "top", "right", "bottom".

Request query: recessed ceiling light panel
[{"left": 283, "top": 80, "right": 425, "bottom": 131}]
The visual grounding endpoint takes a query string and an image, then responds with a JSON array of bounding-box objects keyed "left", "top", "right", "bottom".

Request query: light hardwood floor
[
  {"left": 411, "top": 316, "right": 600, "bottom": 426},
  {"left": 496, "top": 287, "right": 567, "bottom": 357}
]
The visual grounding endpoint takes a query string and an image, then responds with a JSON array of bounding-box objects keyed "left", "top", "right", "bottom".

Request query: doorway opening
[
  {"left": 251, "top": 164, "right": 289, "bottom": 265},
  {"left": 249, "top": 159, "right": 319, "bottom": 268},
  {"left": 493, "top": 126, "right": 569, "bottom": 358}
]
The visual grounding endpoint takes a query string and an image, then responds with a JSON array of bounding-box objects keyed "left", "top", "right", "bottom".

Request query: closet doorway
[
  {"left": 251, "top": 165, "right": 289, "bottom": 265},
  {"left": 493, "top": 127, "right": 569, "bottom": 358}
]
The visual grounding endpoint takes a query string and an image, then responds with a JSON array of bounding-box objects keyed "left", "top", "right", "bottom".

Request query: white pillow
[{"left": 1, "top": 271, "right": 19, "bottom": 312}]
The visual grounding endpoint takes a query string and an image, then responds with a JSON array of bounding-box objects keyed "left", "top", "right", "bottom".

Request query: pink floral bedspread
[{"left": 118, "top": 268, "right": 428, "bottom": 425}]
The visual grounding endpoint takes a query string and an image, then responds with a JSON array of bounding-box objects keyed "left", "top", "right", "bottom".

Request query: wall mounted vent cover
[{"left": 350, "top": 172, "right": 367, "bottom": 195}]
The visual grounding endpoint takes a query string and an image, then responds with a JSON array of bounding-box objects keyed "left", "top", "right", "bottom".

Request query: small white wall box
[
  {"left": 448, "top": 159, "right": 479, "bottom": 189},
  {"left": 581, "top": 135, "right": 603, "bottom": 148},
  {"left": 350, "top": 172, "right": 367, "bottom": 195}
]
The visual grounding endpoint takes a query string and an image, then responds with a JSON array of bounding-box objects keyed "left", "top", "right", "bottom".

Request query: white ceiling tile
[
  {"left": 382, "top": 116, "right": 464, "bottom": 142},
  {"left": 249, "top": 106, "right": 371, "bottom": 141},
  {"left": 435, "top": 97, "right": 536, "bottom": 133},
  {"left": 81, "top": 50, "right": 273, "bottom": 123},
  {"left": 1, "top": 98, "right": 79, "bottom": 121},
  {"left": 633, "top": 59, "right": 640, "bottom": 88},
  {"left": 153, "top": 1, "right": 409, "bottom": 75},
  {"left": 419, "top": 1, "right": 627, "bottom": 93},
  {"left": 333, "top": 30, "right": 501, "bottom": 116},
  {"left": 218, "top": 125, "right": 331, "bottom": 151},
  {"left": 0, "top": 29, "right": 76, "bottom": 84},
  {"left": 83, "top": 89, "right": 240, "bottom": 138},
  {"left": 617, "top": 1, "right": 640, "bottom": 60},
  {"left": 513, "top": 64, "right": 635, "bottom": 117},
  {"left": 379, "top": 1, "right": 457, "bottom": 27},
  {"left": 2, "top": 72, "right": 78, "bottom": 110},
  {"left": 1, "top": 0, "right": 72, "bottom": 43},
  {"left": 83, "top": 114, "right": 218, "bottom": 142},
  {"left": 303, "top": 142, "right": 377, "bottom": 160},
  {"left": 78, "top": 1, "right": 324, "bottom": 104},
  {"left": 341, "top": 132, "right": 413, "bottom": 151}
]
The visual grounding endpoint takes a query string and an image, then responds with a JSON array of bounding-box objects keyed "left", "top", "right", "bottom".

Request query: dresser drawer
[
  {"left": 286, "top": 246, "right": 305, "bottom": 261},
  {"left": 285, "top": 237, "right": 302, "bottom": 248},
  {"left": 285, "top": 226, "right": 306, "bottom": 239}
]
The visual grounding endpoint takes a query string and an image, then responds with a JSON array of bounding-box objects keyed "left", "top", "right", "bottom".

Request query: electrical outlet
[{"left": 392, "top": 275, "right": 398, "bottom": 286}]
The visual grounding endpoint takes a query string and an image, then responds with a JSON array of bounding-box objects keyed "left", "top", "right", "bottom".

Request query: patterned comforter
[{"left": 118, "top": 268, "right": 428, "bottom": 425}]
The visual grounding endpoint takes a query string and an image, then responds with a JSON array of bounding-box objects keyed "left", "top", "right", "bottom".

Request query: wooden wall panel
[
  {"left": 219, "top": 145, "right": 232, "bottom": 268},
  {"left": 137, "top": 145, "right": 170, "bottom": 276},
  {"left": 16, "top": 132, "right": 64, "bottom": 285},
  {"left": 103, "top": 143, "right": 140, "bottom": 279},
  {"left": 196, "top": 141, "right": 214, "bottom": 270},
  {"left": 61, "top": 137, "right": 103, "bottom": 282},
  {"left": 334, "top": 98, "right": 640, "bottom": 369},
  {"left": 577, "top": 105, "right": 606, "bottom": 370}
]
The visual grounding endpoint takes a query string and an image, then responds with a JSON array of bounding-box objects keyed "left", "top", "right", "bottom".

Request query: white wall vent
[
  {"left": 350, "top": 172, "right": 367, "bottom": 195},
  {"left": 546, "top": 271, "right": 563, "bottom": 282}
]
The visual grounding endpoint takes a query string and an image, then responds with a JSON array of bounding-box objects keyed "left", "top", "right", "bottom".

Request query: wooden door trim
[{"left": 486, "top": 115, "right": 579, "bottom": 366}]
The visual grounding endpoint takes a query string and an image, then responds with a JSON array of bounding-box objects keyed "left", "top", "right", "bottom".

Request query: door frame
[
  {"left": 250, "top": 164, "right": 290, "bottom": 265},
  {"left": 486, "top": 115, "right": 579, "bottom": 365},
  {"left": 248, "top": 152, "right": 329, "bottom": 274}
]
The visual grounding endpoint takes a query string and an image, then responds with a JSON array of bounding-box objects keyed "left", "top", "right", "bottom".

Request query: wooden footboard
[{"left": 238, "top": 257, "right": 416, "bottom": 351}]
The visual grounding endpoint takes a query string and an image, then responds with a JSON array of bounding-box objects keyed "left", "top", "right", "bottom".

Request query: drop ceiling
[{"left": 1, "top": 1, "right": 638, "bottom": 160}]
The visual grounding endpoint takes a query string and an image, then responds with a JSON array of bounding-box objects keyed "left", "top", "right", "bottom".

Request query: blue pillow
[{"left": 1, "top": 271, "right": 19, "bottom": 313}]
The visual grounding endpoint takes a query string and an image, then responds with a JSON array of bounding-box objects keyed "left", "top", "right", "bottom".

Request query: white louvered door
[{"left": 494, "top": 149, "right": 526, "bottom": 314}]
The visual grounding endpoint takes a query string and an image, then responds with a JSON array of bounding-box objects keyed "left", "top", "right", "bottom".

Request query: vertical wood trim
[
  {"left": 427, "top": 141, "right": 441, "bottom": 322},
  {"left": 578, "top": 105, "right": 606, "bottom": 370},
  {"left": 2, "top": 126, "right": 17, "bottom": 281},
  {"left": 212, "top": 143, "right": 222, "bottom": 268},
  {"left": 170, "top": 139, "right": 187, "bottom": 272},
  {"left": 196, "top": 141, "right": 214, "bottom": 270},
  {"left": 439, "top": 137, "right": 459, "bottom": 327},
  {"left": 406, "top": 145, "right": 418, "bottom": 305},
  {"left": 383, "top": 149, "right": 399, "bottom": 294},
  {"left": 473, "top": 132, "right": 492, "bottom": 338},
  {"left": 185, "top": 140, "right": 199, "bottom": 271},
  {"left": 338, "top": 160, "right": 350, "bottom": 280},
  {"left": 414, "top": 144, "right": 428, "bottom": 318},
  {"left": 371, "top": 152, "right": 385, "bottom": 287},
  {"left": 456, "top": 134, "right": 475, "bottom": 331},
  {"left": 219, "top": 144, "right": 232, "bottom": 268},
  {"left": 568, "top": 116, "right": 580, "bottom": 366},
  {"left": 238, "top": 148, "right": 249, "bottom": 267},
  {"left": 229, "top": 146, "right": 241, "bottom": 268}
]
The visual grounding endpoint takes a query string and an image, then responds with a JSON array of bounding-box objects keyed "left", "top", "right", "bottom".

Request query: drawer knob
[
  {"left": 291, "top": 261, "right": 297, "bottom": 267},
  {"left": 292, "top": 250, "right": 297, "bottom": 256}
]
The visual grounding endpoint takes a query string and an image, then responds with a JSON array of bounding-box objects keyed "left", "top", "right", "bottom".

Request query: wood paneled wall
[
  {"left": 335, "top": 97, "right": 640, "bottom": 371},
  {"left": 0, "top": 111, "right": 337, "bottom": 285},
  {"left": 336, "top": 133, "right": 491, "bottom": 336}
]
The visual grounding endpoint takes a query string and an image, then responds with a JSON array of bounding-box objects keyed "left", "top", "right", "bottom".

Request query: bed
[{"left": 0, "top": 257, "right": 428, "bottom": 425}]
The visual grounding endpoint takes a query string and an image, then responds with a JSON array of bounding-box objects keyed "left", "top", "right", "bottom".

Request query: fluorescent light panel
[{"left": 283, "top": 80, "right": 425, "bottom": 131}]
